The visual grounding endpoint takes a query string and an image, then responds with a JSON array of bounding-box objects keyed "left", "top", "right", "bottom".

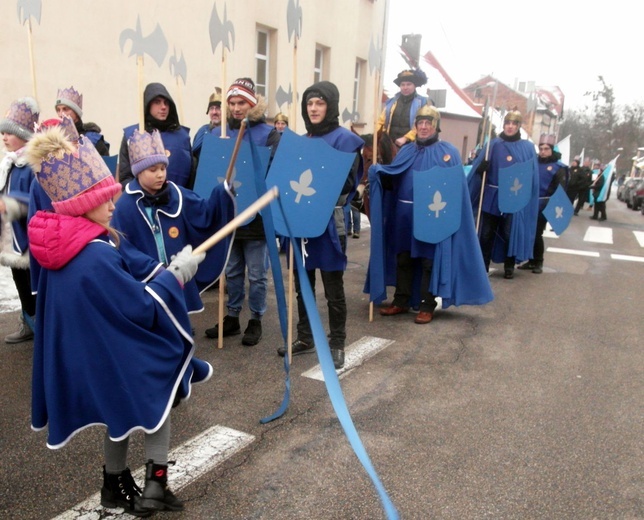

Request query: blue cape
[{"left": 365, "top": 140, "right": 493, "bottom": 309}]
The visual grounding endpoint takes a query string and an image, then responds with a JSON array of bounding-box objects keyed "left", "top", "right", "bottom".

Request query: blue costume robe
[
  {"left": 467, "top": 136, "right": 539, "bottom": 263},
  {"left": 297, "top": 127, "right": 364, "bottom": 272},
  {"left": 365, "top": 140, "right": 493, "bottom": 309},
  {"left": 112, "top": 180, "right": 235, "bottom": 313},
  {"left": 3, "top": 162, "right": 33, "bottom": 256},
  {"left": 29, "top": 213, "right": 211, "bottom": 449}
]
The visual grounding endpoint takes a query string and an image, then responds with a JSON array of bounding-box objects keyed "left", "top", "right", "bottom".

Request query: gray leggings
[{"left": 104, "top": 417, "right": 171, "bottom": 474}]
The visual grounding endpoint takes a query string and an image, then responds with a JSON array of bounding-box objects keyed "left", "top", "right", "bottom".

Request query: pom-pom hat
[
  {"left": 0, "top": 97, "right": 39, "bottom": 141},
  {"left": 26, "top": 127, "right": 121, "bottom": 216},
  {"left": 127, "top": 129, "right": 169, "bottom": 176}
]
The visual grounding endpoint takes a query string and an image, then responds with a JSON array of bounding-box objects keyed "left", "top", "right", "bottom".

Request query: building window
[
  {"left": 352, "top": 59, "right": 366, "bottom": 122},
  {"left": 313, "top": 45, "right": 329, "bottom": 84},
  {"left": 255, "top": 30, "right": 269, "bottom": 98}
]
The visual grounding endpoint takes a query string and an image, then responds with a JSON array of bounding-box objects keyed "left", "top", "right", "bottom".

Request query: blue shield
[
  {"left": 193, "top": 133, "right": 271, "bottom": 226},
  {"left": 104, "top": 155, "right": 118, "bottom": 175},
  {"left": 498, "top": 160, "right": 534, "bottom": 213},
  {"left": 412, "top": 165, "right": 463, "bottom": 243},
  {"left": 266, "top": 130, "right": 356, "bottom": 237},
  {"left": 542, "top": 184, "right": 573, "bottom": 236}
]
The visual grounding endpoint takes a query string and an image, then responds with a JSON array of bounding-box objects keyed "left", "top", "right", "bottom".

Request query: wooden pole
[
  {"left": 475, "top": 82, "right": 498, "bottom": 233},
  {"left": 26, "top": 19, "right": 38, "bottom": 104},
  {"left": 176, "top": 77, "right": 184, "bottom": 123},
  {"left": 137, "top": 56, "right": 145, "bottom": 132},
  {"left": 369, "top": 68, "right": 382, "bottom": 322},
  {"left": 224, "top": 119, "right": 247, "bottom": 184},
  {"left": 287, "top": 245, "right": 294, "bottom": 364},
  {"left": 193, "top": 187, "right": 279, "bottom": 256},
  {"left": 220, "top": 48, "right": 227, "bottom": 138},
  {"left": 290, "top": 36, "right": 298, "bottom": 131}
]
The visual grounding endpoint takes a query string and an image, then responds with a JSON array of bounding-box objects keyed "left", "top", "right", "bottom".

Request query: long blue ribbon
[{"left": 247, "top": 124, "right": 398, "bottom": 519}]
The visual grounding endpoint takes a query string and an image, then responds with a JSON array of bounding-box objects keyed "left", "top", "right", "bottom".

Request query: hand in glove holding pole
[{"left": 168, "top": 245, "right": 206, "bottom": 287}]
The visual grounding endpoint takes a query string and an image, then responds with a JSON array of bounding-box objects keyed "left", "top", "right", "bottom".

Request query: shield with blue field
[
  {"left": 266, "top": 130, "right": 357, "bottom": 237},
  {"left": 412, "top": 165, "right": 463, "bottom": 243},
  {"left": 192, "top": 133, "right": 271, "bottom": 226},
  {"left": 498, "top": 160, "right": 534, "bottom": 213},
  {"left": 542, "top": 184, "right": 573, "bottom": 236}
]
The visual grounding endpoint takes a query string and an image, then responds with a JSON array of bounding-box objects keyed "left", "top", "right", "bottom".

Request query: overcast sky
[{"left": 383, "top": 0, "right": 640, "bottom": 111}]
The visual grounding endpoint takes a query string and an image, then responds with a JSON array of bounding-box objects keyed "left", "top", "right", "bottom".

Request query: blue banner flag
[
  {"left": 412, "top": 165, "right": 463, "bottom": 243},
  {"left": 542, "top": 185, "right": 573, "bottom": 236},
  {"left": 266, "top": 129, "right": 356, "bottom": 237},
  {"left": 193, "top": 133, "right": 271, "bottom": 226},
  {"left": 498, "top": 160, "right": 535, "bottom": 213}
]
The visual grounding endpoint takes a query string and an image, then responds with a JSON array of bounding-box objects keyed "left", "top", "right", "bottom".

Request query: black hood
[
  {"left": 301, "top": 81, "right": 340, "bottom": 136},
  {"left": 144, "top": 82, "right": 180, "bottom": 131}
]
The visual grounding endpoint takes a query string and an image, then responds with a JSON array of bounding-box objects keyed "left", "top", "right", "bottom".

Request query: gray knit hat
[{"left": 0, "top": 97, "right": 40, "bottom": 141}]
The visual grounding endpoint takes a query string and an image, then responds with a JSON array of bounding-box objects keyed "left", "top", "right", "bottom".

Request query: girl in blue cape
[
  {"left": 26, "top": 127, "right": 209, "bottom": 517},
  {"left": 365, "top": 106, "right": 493, "bottom": 322}
]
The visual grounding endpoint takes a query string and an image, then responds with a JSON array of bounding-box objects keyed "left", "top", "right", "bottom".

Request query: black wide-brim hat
[{"left": 393, "top": 69, "right": 427, "bottom": 87}]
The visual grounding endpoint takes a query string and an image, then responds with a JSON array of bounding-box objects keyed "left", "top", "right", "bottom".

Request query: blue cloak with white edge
[
  {"left": 31, "top": 237, "right": 212, "bottom": 449},
  {"left": 467, "top": 136, "right": 539, "bottom": 263},
  {"left": 112, "top": 180, "right": 235, "bottom": 313},
  {"left": 364, "top": 140, "right": 493, "bottom": 309}
]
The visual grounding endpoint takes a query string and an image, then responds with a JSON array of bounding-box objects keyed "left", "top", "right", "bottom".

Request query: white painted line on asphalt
[
  {"left": 611, "top": 254, "right": 644, "bottom": 263},
  {"left": 547, "top": 247, "right": 600, "bottom": 257},
  {"left": 543, "top": 223, "right": 558, "bottom": 238},
  {"left": 583, "top": 226, "right": 613, "bottom": 244},
  {"left": 634, "top": 231, "right": 644, "bottom": 247},
  {"left": 52, "top": 425, "right": 255, "bottom": 519},
  {"left": 302, "top": 335, "right": 395, "bottom": 382}
]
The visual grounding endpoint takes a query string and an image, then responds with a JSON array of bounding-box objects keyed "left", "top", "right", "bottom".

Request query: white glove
[{"left": 167, "top": 245, "right": 205, "bottom": 285}]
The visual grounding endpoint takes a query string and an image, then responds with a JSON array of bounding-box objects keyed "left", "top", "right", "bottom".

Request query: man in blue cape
[
  {"left": 468, "top": 109, "right": 539, "bottom": 279},
  {"left": 365, "top": 106, "right": 492, "bottom": 324}
]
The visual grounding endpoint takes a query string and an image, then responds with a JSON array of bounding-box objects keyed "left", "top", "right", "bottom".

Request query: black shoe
[
  {"left": 135, "top": 461, "right": 184, "bottom": 514},
  {"left": 532, "top": 265, "right": 543, "bottom": 274},
  {"left": 205, "top": 316, "right": 241, "bottom": 338},
  {"left": 331, "top": 348, "right": 345, "bottom": 369},
  {"left": 504, "top": 268, "right": 514, "bottom": 279},
  {"left": 101, "top": 467, "right": 151, "bottom": 517},
  {"left": 242, "top": 319, "right": 262, "bottom": 346},
  {"left": 589, "top": 216, "right": 598, "bottom": 220},
  {"left": 277, "top": 339, "right": 316, "bottom": 357},
  {"left": 517, "top": 262, "right": 535, "bottom": 270}
]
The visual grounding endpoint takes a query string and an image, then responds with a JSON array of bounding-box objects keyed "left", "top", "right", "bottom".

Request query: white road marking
[
  {"left": 611, "top": 254, "right": 644, "bottom": 263},
  {"left": 543, "top": 223, "right": 558, "bottom": 238},
  {"left": 302, "top": 336, "right": 395, "bottom": 381},
  {"left": 634, "top": 231, "right": 644, "bottom": 247},
  {"left": 52, "top": 425, "right": 255, "bottom": 519},
  {"left": 584, "top": 226, "right": 613, "bottom": 244},
  {"left": 547, "top": 247, "right": 600, "bottom": 257}
]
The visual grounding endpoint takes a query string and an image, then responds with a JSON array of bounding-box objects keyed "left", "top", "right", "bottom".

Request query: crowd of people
[{"left": 0, "top": 66, "right": 610, "bottom": 516}]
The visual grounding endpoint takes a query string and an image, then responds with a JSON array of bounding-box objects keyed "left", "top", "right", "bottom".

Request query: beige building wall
[{"left": 1, "top": 0, "right": 388, "bottom": 151}]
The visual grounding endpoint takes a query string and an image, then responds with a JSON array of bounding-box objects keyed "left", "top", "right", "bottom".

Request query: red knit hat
[{"left": 226, "top": 77, "right": 257, "bottom": 107}]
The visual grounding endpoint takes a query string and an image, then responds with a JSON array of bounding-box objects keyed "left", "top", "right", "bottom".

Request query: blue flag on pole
[
  {"left": 412, "top": 165, "right": 463, "bottom": 244},
  {"left": 193, "top": 133, "right": 271, "bottom": 226},
  {"left": 542, "top": 185, "right": 573, "bottom": 236},
  {"left": 266, "top": 129, "right": 356, "bottom": 237}
]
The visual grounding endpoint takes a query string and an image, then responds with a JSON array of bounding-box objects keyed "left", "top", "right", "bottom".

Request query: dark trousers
[
  {"left": 592, "top": 201, "right": 607, "bottom": 220},
  {"left": 479, "top": 212, "right": 515, "bottom": 271},
  {"left": 294, "top": 268, "right": 347, "bottom": 350},
  {"left": 532, "top": 215, "right": 548, "bottom": 265},
  {"left": 11, "top": 267, "right": 36, "bottom": 317},
  {"left": 574, "top": 189, "right": 589, "bottom": 214},
  {"left": 392, "top": 251, "right": 437, "bottom": 313}
]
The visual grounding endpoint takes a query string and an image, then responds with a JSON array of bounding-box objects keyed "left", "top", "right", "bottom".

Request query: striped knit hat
[{"left": 226, "top": 78, "right": 257, "bottom": 107}]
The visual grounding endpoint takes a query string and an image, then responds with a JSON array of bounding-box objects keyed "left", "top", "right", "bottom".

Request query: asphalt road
[{"left": 0, "top": 197, "right": 642, "bottom": 520}]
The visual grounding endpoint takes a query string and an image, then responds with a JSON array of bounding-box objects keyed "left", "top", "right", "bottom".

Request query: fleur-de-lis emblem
[
  {"left": 428, "top": 190, "right": 447, "bottom": 218},
  {"left": 217, "top": 173, "right": 242, "bottom": 192},
  {"left": 119, "top": 16, "right": 168, "bottom": 67},
  {"left": 555, "top": 206, "right": 564, "bottom": 218},
  {"left": 510, "top": 177, "right": 523, "bottom": 195},
  {"left": 290, "top": 169, "right": 316, "bottom": 203}
]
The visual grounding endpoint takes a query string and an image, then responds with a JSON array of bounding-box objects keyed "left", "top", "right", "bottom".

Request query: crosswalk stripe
[
  {"left": 634, "top": 231, "right": 644, "bottom": 247},
  {"left": 583, "top": 226, "right": 613, "bottom": 244},
  {"left": 302, "top": 336, "right": 395, "bottom": 381},
  {"left": 547, "top": 247, "right": 600, "bottom": 257},
  {"left": 611, "top": 254, "right": 644, "bottom": 263},
  {"left": 52, "top": 425, "right": 255, "bottom": 519}
]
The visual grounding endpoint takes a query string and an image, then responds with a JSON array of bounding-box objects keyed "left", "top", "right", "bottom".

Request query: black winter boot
[
  {"left": 101, "top": 466, "right": 151, "bottom": 517},
  {"left": 135, "top": 460, "right": 184, "bottom": 514}
]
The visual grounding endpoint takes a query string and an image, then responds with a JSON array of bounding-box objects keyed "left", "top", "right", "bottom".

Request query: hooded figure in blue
[
  {"left": 119, "top": 82, "right": 193, "bottom": 189},
  {"left": 467, "top": 109, "right": 539, "bottom": 279},
  {"left": 276, "top": 81, "right": 363, "bottom": 369},
  {"left": 112, "top": 129, "right": 235, "bottom": 315},
  {"left": 365, "top": 106, "right": 493, "bottom": 324},
  {"left": 26, "top": 128, "right": 209, "bottom": 515}
]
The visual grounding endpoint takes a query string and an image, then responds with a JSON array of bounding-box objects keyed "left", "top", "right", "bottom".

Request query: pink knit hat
[{"left": 26, "top": 129, "right": 121, "bottom": 216}]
